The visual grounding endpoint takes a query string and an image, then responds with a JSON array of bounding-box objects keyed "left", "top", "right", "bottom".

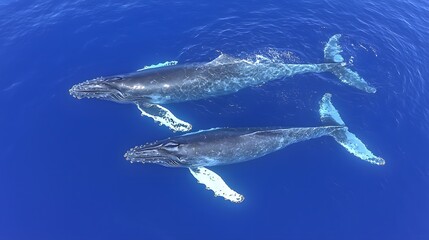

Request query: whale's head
[
  {"left": 69, "top": 76, "right": 126, "bottom": 102},
  {"left": 124, "top": 140, "right": 186, "bottom": 167}
]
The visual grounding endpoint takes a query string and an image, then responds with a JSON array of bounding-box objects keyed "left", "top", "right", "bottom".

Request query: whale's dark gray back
[
  {"left": 169, "top": 126, "right": 340, "bottom": 167},
  {"left": 115, "top": 61, "right": 258, "bottom": 104}
]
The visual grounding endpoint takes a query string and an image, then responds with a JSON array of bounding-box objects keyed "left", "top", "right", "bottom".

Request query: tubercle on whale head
[
  {"left": 124, "top": 140, "right": 185, "bottom": 167},
  {"left": 69, "top": 76, "right": 125, "bottom": 101}
]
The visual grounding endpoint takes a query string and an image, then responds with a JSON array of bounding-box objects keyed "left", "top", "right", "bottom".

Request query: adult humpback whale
[
  {"left": 70, "top": 35, "right": 376, "bottom": 132},
  {"left": 125, "top": 94, "right": 385, "bottom": 203}
]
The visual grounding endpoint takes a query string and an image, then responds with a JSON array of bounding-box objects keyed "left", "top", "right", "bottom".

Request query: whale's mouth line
[
  {"left": 124, "top": 148, "right": 166, "bottom": 161},
  {"left": 127, "top": 155, "right": 166, "bottom": 160},
  {"left": 125, "top": 154, "right": 183, "bottom": 167},
  {"left": 72, "top": 89, "right": 112, "bottom": 93},
  {"left": 125, "top": 154, "right": 171, "bottom": 165},
  {"left": 69, "top": 85, "right": 125, "bottom": 101}
]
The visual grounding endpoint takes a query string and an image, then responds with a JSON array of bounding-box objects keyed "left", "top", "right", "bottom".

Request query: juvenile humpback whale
[
  {"left": 70, "top": 35, "right": 376, "bottom": 132},
  {"left": 125, "top": 94, "right": 385, "bottom": 203}
]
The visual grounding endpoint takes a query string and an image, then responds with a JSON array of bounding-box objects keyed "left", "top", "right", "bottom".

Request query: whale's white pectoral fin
[
  {"left": 136, "top": 103, "right": 192, "bottom": 132},
  {"left": 189, "top": 167, "right": 244, "bottom": 203}
]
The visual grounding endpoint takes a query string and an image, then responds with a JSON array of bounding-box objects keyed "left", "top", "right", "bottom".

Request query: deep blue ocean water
[{"left": 1, "top": 0, "right": 429, "bottom": 239}]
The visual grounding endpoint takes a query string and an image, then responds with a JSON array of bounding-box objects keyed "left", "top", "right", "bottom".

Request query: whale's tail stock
[
  {"left": 324, "top": 34, "right": 377, "bottom": 93},
  {"left": 319, "top": 93, "right": 385, "bottom": 165}
]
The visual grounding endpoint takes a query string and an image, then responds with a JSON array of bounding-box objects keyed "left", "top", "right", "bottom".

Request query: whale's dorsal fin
[
  {"left": 207, "top": 54, "right": 240, "bottom": 66},
  {"left": 137, "top": 61, "right": 178, "bottom": 71},
  {"left": 189, "top": 167, "right": 244, "bottom": 203}
]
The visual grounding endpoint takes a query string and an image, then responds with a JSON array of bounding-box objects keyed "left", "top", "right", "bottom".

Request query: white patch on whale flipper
[
  {"left": 137, "top": 61, "right": 178, "bottom": 71},
  {"left": 189, "top": 167, "right": 244, "bottom": 203},
  {"left": 136, "top": 103, "right": 192, "bottom": 132}
]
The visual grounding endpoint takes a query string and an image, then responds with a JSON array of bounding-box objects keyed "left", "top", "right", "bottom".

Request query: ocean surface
[{"left": 1, "top": 0, "right": 428, "bottom": 239}]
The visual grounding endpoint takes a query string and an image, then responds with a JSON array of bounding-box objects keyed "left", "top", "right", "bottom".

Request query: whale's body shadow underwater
[{"left": 69, "top": 35, "right": 385, "bottom": 203}]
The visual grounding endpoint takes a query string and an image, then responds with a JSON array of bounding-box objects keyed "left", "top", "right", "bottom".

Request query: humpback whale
[
  {"left": 70, "top": 35, "right": 376, "bottom": 132},
  {"left": 125, "top": 94, "right": 385, "bottom": 203}
]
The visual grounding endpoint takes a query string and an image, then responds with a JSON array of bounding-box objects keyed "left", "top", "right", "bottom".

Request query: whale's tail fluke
[
  {"left": 324, "top": 34, "right": 377, "bottom": 93},
  {"left": 319, "top": 93, "right": 385, "bottom": 165}
]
